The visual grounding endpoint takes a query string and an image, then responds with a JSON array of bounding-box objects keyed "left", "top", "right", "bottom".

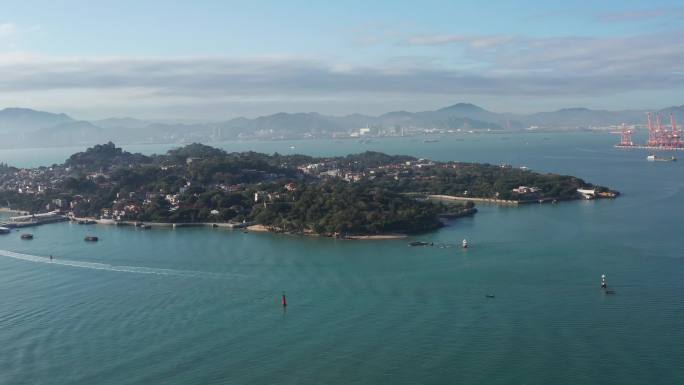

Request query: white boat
[
  {"left": 462, "top": 239, "right": 468, "bottom": 248},
  {"left": 0, "top": 226, "right": 10, "bottom": 234}
]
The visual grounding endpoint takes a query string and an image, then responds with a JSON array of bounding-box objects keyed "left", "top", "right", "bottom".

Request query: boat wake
[{"left": 0, "top": 249, "right": 232, "bottom": 279}]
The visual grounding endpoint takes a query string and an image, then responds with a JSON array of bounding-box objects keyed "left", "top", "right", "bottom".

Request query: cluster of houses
[
  {"left": 0, "top": 166, "right": 71, "bottom": 196},
  {"left": 512, "top": 186, "right": 542, "bottom": 195},
  {"left": 6, "top": 151, "right": 597, "bottom": 220},
  {"left": 0, "top": 165, "right": 120, "bottom": 198},
  {"left": 295, "top": 158, "right": 439, "bottom": 184}
]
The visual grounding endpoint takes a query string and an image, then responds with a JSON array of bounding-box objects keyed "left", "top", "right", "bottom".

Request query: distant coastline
[{"left": 2, "top": 102, "right": 675, "bottom": 150}]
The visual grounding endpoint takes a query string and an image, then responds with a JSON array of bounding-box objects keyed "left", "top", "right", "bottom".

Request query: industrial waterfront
[{"left": 615, "top": 112, "right": 684, "bottom": 150}]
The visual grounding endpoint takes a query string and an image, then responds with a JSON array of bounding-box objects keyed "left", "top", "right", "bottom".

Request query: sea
[{"left": 1, "top": 132, "right": 682, "bottom": 385}]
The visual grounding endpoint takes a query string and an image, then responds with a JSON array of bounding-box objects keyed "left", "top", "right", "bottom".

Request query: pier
[
  {"left": 615, "top": 144, "right": 684, "bottom": 151},
  {"left": 0, "top": 211, "right": 69, "bottom": 229},
  {"left": 428, "top": 194, "right": 520, "bottom": 206}
]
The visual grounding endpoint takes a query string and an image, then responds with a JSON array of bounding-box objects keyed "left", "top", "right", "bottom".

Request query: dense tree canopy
[{"left": 252, "top": 180, "right": 443, "bottom": 235}]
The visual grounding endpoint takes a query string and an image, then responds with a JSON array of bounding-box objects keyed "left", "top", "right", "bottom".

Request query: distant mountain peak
[
  {"left": 0, "top": 107, "right": 75, "bottom": 134},
  {"left": 438, "top": 103, "right": 488, "bottom": 112},
  {"left": 0, "top": 107, "right": 72, "bottom": 118}
]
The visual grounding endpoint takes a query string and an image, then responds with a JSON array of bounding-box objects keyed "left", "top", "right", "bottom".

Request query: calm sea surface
[{"left": 1, "top": 133, "right": 682, "bottom": 385}]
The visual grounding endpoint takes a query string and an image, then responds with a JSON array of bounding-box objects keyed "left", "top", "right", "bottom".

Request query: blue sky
[{"left": 1, "top": 0, "right": 683, "bottom": 119}]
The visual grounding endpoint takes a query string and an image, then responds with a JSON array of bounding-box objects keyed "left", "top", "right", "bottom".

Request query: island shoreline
[{"left": 65, "top": 217, "right": 409, "bottom": 240}]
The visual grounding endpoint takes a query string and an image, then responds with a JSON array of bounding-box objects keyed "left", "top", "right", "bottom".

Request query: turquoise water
[{"left": 1, "top": 133, "right": 683, "bottom": 385}]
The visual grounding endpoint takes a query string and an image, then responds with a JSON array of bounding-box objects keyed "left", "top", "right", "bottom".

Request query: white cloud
[
  {"left": 0, "top": 30, "right": 682, "bottom": 117},
  {"left": 405, "top": 34, "right": 515, "bottom": 49},
  {"left": 0, "top": 22, "right": 17, "bottom": 38},
  {"left": 596, "top": 7, "right": 684, "bottom": 22},
  {"left": 0, "top": 51, "right": 679, "bottom": 99}
]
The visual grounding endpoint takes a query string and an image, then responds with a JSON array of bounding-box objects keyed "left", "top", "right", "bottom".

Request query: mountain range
[{"left": 0, "top": 103, "right": 682, "bottom": 148}]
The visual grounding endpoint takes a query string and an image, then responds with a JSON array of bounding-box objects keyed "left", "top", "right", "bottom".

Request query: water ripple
[{"left": 0, "top": 249, "right": 237, "bottom": 279}]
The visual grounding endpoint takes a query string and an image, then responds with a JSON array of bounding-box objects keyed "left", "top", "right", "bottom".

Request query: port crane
[{"left": 615, "top": 112, "right": 684, "bottom": 150}]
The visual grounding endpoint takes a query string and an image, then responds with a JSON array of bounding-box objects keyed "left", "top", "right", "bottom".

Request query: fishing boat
[
  {"left": 20, "top": 233, "right": 33, "bottom": 240},
  {"left": 84, "top": 236, "right": 99, "bottom": 242}
]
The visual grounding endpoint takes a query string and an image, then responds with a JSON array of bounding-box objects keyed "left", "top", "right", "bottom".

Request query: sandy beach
[
  {"left": 343, "top": 234, "right": 407, "bottom": 240},
  {"left": 245, "top": 224, "right": 271, "bottom": 232}
]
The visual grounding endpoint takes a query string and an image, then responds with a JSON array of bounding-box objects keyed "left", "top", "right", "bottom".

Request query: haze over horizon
[{"left": 1, "top": 0, "right": 683, "bottom": 120}]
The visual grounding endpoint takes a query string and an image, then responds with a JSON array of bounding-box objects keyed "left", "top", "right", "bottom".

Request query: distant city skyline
[{"left": 1, "top": 0, "right": 683, "bottom": 119}]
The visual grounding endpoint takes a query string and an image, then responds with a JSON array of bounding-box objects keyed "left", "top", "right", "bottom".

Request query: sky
[{"left": 0, "top": 0, "right": 683, "bottom": 120}]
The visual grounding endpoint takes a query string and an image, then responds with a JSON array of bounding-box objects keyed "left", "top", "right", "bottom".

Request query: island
[{"left": 0, "top": 142, "right": 618, "bottom": 238}]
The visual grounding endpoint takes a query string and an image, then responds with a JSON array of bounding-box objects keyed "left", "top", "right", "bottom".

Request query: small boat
[
  {"left": 84, "top": 236, "right": 99, "bottom": 242},
  {"left": 462, "top": 239, "right": 468, "bottom": 248},
  {"left": 140, "top": 224, "right": 151, "bottom": 229},
  {"left": 647, "top": 154, "right": 676, "bottom": 162},
  {"left": 423, "top": 139, "right": 440, "bottom": 143},
  {"left": 20, "top": 233, "right": 33, "bottom": 240},
  {"left": 605, "top": 290, "right": 616, "bottom": 295},
  {"left": 0, "top": 227, "right": 10, "bottom": 234},
  {"left": 409, "top": 241, "right": 431, "bottom": 247},
  {"left": 485, "top": 294, "right": 495, "bottom": 298}
]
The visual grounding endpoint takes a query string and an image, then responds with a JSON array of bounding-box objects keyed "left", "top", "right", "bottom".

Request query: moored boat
[
  {"left": 0, "top": 227, "right": 10, "bottom": 234},
  {"left": 409, "top": 241, "right": 431, "bottom": 247},
  {"left": 84, "top": 236, "right": 99, "bottom": 242},
  {"left": 20, "top": 233, "right": 33, "bottom": 240}
]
